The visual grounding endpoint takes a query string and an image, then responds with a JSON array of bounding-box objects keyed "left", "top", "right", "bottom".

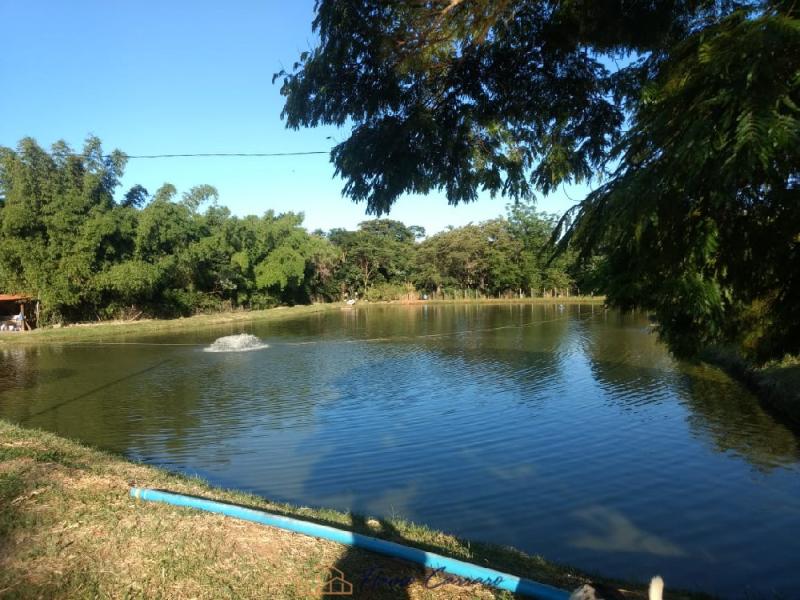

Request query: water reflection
[
  {"left": 570, "top": 506, "right": 686, "bottom": 557},
  {"left": 0, "top": 305, "right": 798, "bottom": 598},
  {"left": 578, "top": 314, "right": 800, "bottom": 470},
  {"left": 681, "top": 364, "right": 800, "bottom": 470}
]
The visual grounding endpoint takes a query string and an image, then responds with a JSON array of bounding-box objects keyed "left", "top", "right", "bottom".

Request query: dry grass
[
  {"left": 0, "top": 421, "right": 508, "bottom": 599},
  {"left": 0, "top": 420, "right": 691, "bottom": 600}
]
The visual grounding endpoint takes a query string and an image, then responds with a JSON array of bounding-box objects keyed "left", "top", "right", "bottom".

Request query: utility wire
[
  {"left": 120, "top": 151, "right": 330, "bottom": 159},
  {"left": 0, "top": 148, "right": 331, "bottom": 160}
]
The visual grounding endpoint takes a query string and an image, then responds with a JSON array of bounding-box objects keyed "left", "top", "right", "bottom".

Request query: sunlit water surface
[{"left": 1, "top": 305, "right": 798, "bottom": 598}]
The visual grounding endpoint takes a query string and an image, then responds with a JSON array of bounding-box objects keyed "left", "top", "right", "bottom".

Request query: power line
[
  {"left": 121, "top": 150, "right": 330, "bottom": 159},
  {"left": 0, "top": 147, "right": 331, "bottom": 160}
]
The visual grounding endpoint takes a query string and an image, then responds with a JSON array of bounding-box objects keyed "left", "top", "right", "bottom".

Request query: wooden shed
[{"left": 0, "top": 294, "right": 37, "bottom": 331}]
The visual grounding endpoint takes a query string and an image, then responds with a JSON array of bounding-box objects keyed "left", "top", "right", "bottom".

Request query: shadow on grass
[
  {"left": 137, "top": 488, "right": 538, "bottom": 599},
  {"left": 327, "top": 514, "right": 419, "bottom": 599}
]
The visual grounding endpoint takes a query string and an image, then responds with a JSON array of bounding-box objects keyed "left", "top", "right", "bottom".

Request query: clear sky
[{"left": 0, "top": 0, "right": 590, "bottom": 234}]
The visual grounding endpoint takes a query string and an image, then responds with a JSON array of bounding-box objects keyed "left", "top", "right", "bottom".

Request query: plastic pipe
[{"left": 130, "top": 487, "right": 569, "bottom": 600}]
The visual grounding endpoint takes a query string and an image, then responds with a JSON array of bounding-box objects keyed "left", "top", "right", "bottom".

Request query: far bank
[{"left": 0, "top": 297, "right": 605, "bottom": 345}]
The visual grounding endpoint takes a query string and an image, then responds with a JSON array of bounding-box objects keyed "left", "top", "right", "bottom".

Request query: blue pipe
[{"left": 130, "top": 487, "right": 569, "bottom": 600}]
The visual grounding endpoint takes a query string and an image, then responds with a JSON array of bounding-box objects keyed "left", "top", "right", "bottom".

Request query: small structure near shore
[{"left": 0, "top": 294, "right": 37, "bottom": 331}]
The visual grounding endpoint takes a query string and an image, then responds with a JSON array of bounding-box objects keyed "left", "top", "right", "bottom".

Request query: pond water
[{"left": 1, "top": 304, "right": 798, "bottom": 598}]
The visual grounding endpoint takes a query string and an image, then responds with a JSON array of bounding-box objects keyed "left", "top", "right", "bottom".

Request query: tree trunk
[{"left": 362, "top": 264, "right": 370, "bottom": 296}]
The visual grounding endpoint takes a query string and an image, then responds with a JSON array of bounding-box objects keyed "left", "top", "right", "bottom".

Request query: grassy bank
[
  {"left": 0, "top": 299, "right": 605, "bottom": 346},
  {"left": 701, "top": 349, "right": 800, "bottom": 428},
  {"left": 0, "top": 420, "right": 696, "bottom": 600},
  {"left": 0, "top": 304, "right": 340, "bottom": 345},
  {"left": 387, "top": 296, "right": 606, "bottom": 306}
]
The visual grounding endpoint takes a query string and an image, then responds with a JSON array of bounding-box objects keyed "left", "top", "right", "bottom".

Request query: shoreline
[
  {"left": 0, "top": 303, "right": 339, "bottom": 344},
  {"left": 0, "top": 298, "right": 605, "bottom": 345},
  {"left": 701, "top": 349, "right": 800, "bottom": 429},
  {"left": 0, "top": 419, "right": 694, "bottom": 599},
  {"left": 384, "top": 296, "right": 606, "bottom": 305}
]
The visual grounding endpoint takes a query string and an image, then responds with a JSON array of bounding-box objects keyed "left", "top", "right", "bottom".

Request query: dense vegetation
[
  {"left": 277, "top": 0, "right": 800, "bottom": 362},
  {"left": 0, "top": 137, "right": 590, "bottom": 325}
]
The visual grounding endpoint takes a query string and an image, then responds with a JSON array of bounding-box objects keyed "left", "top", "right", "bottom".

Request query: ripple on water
[{"left": 1, "top": 306, "right": 799, "bottom": 598}]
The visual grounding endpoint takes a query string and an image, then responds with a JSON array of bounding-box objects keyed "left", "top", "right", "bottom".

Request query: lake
[{"left": 1, "top": 304, "right": 798, "bottom": 598}]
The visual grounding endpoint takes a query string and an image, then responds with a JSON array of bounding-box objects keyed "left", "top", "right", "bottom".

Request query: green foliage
[
  {"left": 96, "top": 260, "right": 163, "bottom": 303},
  {"left": 0, "top": 138, "right": 341, "bottom": 322},
  {"left": 561, "top": 6, "right": 800, "bottom": 360},
  {"left": 411, "top": 209, "right": 575, "bottom": 298},
  {"left": 0, "top": 137, "right": 585, "bottom": 325},
  {"left": 328, "top": 219, "right": 418, "bottom": 295},
  {"left": 275, "top": 1, "right": 715, "bottom": 214},
  {"left": 362, "top": 281, "right": 415, "bottom": 302},
  {"left": 255, "top": 245, "right": 306, "bottom": 290},
  {"left": 280, "top": 1, "right": 800, "bottom": 361},
  {"left": 0, "top": 137, "right": 128, "bottom": 322}
]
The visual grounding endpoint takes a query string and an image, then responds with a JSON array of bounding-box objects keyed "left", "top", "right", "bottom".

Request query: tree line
[{"left": 0, "top": 137, "right": 595, "bottom": 325}]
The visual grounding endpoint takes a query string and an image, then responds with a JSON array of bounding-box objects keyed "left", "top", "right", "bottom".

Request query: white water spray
[{"left": 203, "top": 334, "right": 269, "bottom": 353}]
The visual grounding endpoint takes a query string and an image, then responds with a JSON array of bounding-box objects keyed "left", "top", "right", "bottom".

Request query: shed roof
[{"left": 0, "top": 294, "right": 31, "bottom": 301}]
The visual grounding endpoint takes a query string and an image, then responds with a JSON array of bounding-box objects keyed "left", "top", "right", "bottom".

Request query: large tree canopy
[
  {"left": 561, "top": 6, "right": 800, "bottom": 360},
  {"left": 277, "top": 0, "right": 721, "bottom": 214},
  {"left": 277, "top": 0, "right": 800, "bottom": 361}
]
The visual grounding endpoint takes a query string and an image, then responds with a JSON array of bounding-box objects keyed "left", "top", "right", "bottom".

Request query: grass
[
  {"left": 757, "top": 355, "right": 800, "bottom": 425},
  {"left": 387, "top": 296, "right": 606, "bottom": 305},
  {"left": 701, "top": 348, "right": 800, "bottom": 428},
  {"left": 0, "top": 304, "right": 340, "bottom": 345},
  {"left": 0, "top": 298, "right": 605, "bottom": 347},
  {"left": 0, "top": 420, "right": 704, "bottom": 600}
]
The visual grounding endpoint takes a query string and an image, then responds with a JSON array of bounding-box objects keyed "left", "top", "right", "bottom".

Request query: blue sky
[{"left": 0, "top": 0, "right": 589, "bottom": 234}]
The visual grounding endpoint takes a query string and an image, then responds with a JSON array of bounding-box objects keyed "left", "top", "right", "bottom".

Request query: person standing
[{"left": 11, "top": 306, "right": 25, "bottom": 330}]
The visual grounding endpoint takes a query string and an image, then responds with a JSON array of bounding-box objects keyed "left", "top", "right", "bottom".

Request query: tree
[
  {"left": 181, "top": 184, "right": 219, "bottom": 213},
  {"left": 507, "top": 204, "right": 565, "bottom": 296},
  {"left": 302, "top": 233, "right": 340, "bottom": 301},
  {"left": 0, "top": 137, "right": 130, "bottom": 322},
  {"left": 276, "top": 1, "right": 712, "bottom": 214},
  {"left": 279, "top": 1, "right": 800, "bottom": 360},
  {"left": 122, "top": 184, "right": 149, "bottom": 209},
  {"left": 559, "top": 7, "right": 800, "bottom": 359},
  {"left": 413, "top": 216, "right": 567, "bottom": 297},
  {"left": 329, "top": 220, "right": 417, "bottom": 295}
]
